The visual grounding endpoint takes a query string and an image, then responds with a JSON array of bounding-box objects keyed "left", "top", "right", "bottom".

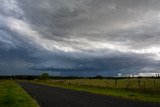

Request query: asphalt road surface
[{"left": 18, "top": 82, "right": 160, "bottom": 107}]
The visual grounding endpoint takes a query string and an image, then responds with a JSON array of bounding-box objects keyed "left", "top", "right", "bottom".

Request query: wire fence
[{"left": 49, "top": 78, "right": 160, "bottom": 89}]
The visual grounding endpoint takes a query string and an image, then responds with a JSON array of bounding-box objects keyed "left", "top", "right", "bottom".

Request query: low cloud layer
[{"left": 0, "top": 0, "right": 160, "bottom": 76}]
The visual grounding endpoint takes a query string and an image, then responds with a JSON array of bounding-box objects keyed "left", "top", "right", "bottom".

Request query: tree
[
  {"left": 95, "top": 75, "right": 103, "bottom": 79},
  {"left": 39, "top": 73, "right": 49, "bottom": 80}
]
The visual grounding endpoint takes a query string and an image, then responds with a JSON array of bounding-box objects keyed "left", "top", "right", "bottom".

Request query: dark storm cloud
[
  {"left": 33, "top": 52, "right": 160, "bottom": 76},
  {"left": 0, "top": 0, "right": 160, "bottom": 76}
]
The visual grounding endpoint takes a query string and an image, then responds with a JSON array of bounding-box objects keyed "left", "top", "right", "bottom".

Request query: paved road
[{"left": 18, "top": 82, "right": 160, "bottom": 107}]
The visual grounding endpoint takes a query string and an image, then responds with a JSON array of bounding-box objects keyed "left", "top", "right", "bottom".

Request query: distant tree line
[
  {"left": 0, "top": 75, "right": 84, "bottom": 80},
  {"left": 0, "top": 75, "right": 39, "bottom": 80},
  {"left": 0, "top": 74, "right": 160, "bottom": 80}
]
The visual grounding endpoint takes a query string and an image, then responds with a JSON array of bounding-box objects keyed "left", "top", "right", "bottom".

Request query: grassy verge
[
  {"left": 0, "top": 80, "right": 39, "bottom": 107},
  {"left": 29, "top": 79, "right": 160, "bottom": 103}
]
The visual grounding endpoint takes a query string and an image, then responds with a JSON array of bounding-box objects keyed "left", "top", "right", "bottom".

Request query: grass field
[
  {"left": 0, "top": 80, "right": 39, "bottom": 107},
  {"left": 31, "top": 78, "right": 160, "bottom": 102}
]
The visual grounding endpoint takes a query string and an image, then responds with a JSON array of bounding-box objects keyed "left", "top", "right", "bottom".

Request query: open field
[
  {"left": 0, "top": 80, "right": 39, "bottom": 107},
  {"left": 30, "top": 78, "right": 160, "bottom": 102}
]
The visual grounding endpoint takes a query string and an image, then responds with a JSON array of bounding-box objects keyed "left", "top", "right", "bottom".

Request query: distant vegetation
[
  {"left": 0, "top": 75, "right": 84, "bottom": 80},
  {"left": 0, "top": 80, "right": 39, "bottom": 107},
  {"left": 0, "top": 74, "right": 160, "bottom": 80}
]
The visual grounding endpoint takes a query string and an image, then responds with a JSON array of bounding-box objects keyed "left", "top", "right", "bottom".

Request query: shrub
[{"left": 39, "top": 73, "right": 49, "bottom": 80}]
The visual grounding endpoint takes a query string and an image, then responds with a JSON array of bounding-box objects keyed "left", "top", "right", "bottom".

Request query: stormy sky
[{"left": 0, "top": 0, "right": 160, "bottom": 76}]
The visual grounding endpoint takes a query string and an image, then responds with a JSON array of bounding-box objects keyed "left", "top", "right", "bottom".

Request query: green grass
[
  {"left": 0, "top": 80, "right": 39, "bottom": 107},
  {"left": 30, "top": 78, "right": 160, "bottom": 103}
]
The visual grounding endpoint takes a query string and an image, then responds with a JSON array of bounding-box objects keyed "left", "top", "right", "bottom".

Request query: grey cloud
[{"left": 16, "top": 0, "right": 160, "bottom": 50}]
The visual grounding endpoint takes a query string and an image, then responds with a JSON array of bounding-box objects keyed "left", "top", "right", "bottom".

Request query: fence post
[
  {"left": 115, "top": 79, "right": 117, "bottom": 87},
  {"left": 106, "top": 80, "right": 108, "bottom": 89},
  {"left": 68, "top": 82, "right": 71, "bottom": 85},
  {"left": 143, "top": 81, "right": 146, "bottom": 87},
  {"left": 154, "top": 80, "right": 156, "bottom": 87},
  {"left": 129, "top": 80, "right": 131, "bottom": 87},
  {"left": 126, "top": 80, "right": 128, "bottom": 88},
  {"left": 138, "top": 80, "right": 140, "bottom": 87},
  {"left": 126, "top": 80, "right": 131, "bottom": 88}
]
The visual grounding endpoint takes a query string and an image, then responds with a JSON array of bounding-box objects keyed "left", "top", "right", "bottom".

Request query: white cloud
[{"left": 0, "top": 0, "right": 23, "bottom": 16}]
